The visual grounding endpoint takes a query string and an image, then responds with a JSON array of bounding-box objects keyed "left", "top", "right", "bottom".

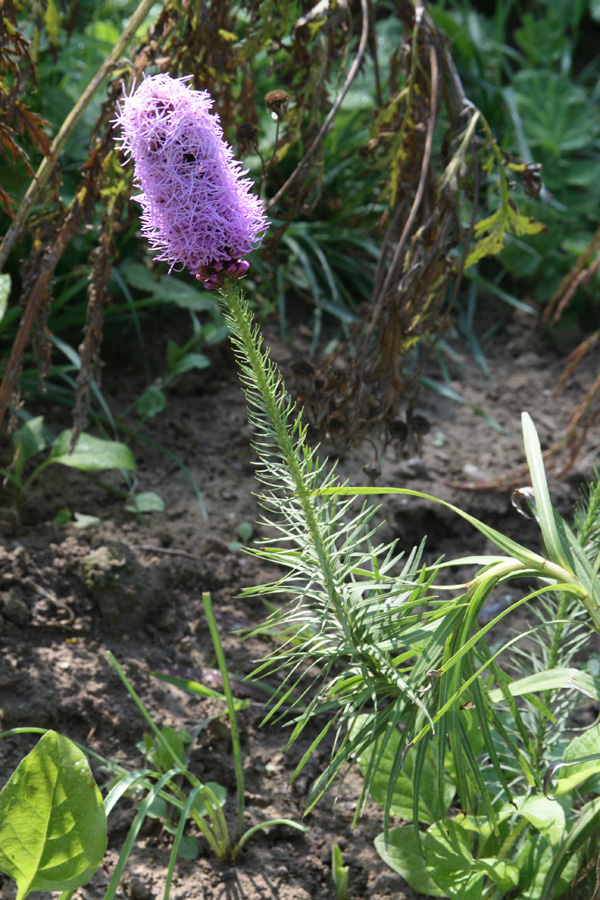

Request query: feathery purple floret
[{"left": 114, "top": 74, "right": 267, "bottom": 288}]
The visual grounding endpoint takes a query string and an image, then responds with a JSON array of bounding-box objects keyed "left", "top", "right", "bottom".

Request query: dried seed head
[
  {"left": 409, "top": 414, "right": 430, "bottom": 436},
  {"left": 327, "top": 410, "right": 347, "bottom": 432},
  {"left": 291, "top": 359, "right": 316, "bottom": 396},
  {"left": 114, "top": 74, "right": 268, "bottom": 286},
  {"left": 388, "top": 419, "right": 409, "bottom": 442},
  {"left": 265, "top": 89, "right": 289, "bottom": 119},
  {"left": 236, "top": 122, "right": 260, "bottom": 156},
  {"left": 291, "top": 359, "right": 316, "bottom": 378},
  {"left": 363, "top": 460, "right": 381, "bottom": 483}
]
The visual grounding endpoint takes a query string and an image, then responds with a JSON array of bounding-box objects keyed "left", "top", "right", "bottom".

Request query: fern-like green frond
[{"left": 218, "top": 282, "right": 443, "bottom": 805}]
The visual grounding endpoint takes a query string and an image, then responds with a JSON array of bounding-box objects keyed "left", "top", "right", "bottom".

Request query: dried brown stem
[
  {"left": 265, "top": 0, "right": 370, "bottom": 213},
  {"left": 359, "top": 41, "right": 439, "bottom": 361},
  {"left": 0, "top": 0, "right": 156, "bottom": 272}
]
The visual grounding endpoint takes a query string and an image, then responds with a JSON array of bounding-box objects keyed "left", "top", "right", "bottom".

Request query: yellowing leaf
[
  {"left": 44, "top": 0, "right": 62, "bottom": 47},
  {"left": 218, "top": 28, "right": 239, "bottom": 43},
  {"left": 466, "top": 202, "right": 544, "bottom": 269}
]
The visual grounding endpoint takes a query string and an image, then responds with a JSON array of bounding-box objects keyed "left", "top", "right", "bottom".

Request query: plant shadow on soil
[{"left": 0, "top": 303, "right": 598, "bottom": 900}]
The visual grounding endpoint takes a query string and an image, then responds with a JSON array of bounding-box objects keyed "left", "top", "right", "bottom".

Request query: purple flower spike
[{"left": 114, "top": 74, "right": 267, "bottom": 282}]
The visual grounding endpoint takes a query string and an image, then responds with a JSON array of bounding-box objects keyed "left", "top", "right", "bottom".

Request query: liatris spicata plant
[{"left": 115, "top": 74, "right": 267, "bottom": 289}]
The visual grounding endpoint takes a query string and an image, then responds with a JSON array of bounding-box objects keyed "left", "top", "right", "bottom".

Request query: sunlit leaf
[
  {"left": 424, "top": 820, "right": 519, "bottom": 899},
  {"left": 0, "top": 731, "right": 107, "bottom": 900},
  {"left": 553, "top": 722, "right": 600, "bottom": 796},
  {"left": 487, "top": 667, "right": 600, "bottom": 704},
  {"left": 517, "top": 795, "right": 566, "bottom": 845}
]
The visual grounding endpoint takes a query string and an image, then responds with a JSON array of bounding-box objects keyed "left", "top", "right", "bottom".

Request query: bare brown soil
[{"left": 0, "top": 302, "right": 597, "bottom": 900}]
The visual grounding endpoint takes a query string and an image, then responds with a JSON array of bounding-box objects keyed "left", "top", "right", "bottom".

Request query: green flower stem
[
  {"left": 530, "top": 590, "right": 573, "bottom": 771},
  {"left": 219, "top": 282, "right": 351, "bottom": 643},
  {"left": 202, "top": 592, "right": 245, "bottom": 845},
  {"left": 498, "top": 813, "right": 529, "bottom": 861}
]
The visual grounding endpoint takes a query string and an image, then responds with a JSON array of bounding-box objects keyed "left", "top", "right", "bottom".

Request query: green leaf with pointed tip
[
  {"left": 13, "top": 417, "right": 47, "bottom": 465},
  {"left": 121, "top": 263, "right": 218, "bottom": 312},
  {"left": 486, "top": 667, "right": 600, "bottom": 705},
  {"left": 374, "top": 826, "right": 445, "bottom": 897},
  {"left": 50, "top": 431, "right": 136, "bottom": 473},
  {"left": 516, "top": 832, "right": 577, "bottom": 900},
  {"left": 0, "top": 731, "right": 107, "bottom": 900}
]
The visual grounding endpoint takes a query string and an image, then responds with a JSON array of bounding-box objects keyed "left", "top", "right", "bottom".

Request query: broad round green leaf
[
  {"left": 374, "top": 826, "right": 445, "bottom": 897},
  {"left": 50, "top": 430, "right": 136, "bottom": 472},
  {"left": 0, "top": 731, "right": 107, "bottom": 900},
  {"left": 517, "top": 795, "right": 566, "bottom": 846},
  {"left": 355, "top": 713, "right": 454, "bottom": 825}
]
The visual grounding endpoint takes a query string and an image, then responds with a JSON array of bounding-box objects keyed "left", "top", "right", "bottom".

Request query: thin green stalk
[
  {"left": 219, "top": 282, "right": 348, "bottom": 637},
  {"left": 202, "top": 592, "right": 245, "bottom": 845},
  {"left": 106, "top": 652, "right": 231, "bottom": 858},
  {"left": 530, "top": 592, "right": 576, "bottom": 771}
]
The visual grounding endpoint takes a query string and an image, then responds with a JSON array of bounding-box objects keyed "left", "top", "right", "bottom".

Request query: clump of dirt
[
  {"left": 79, "top": 542, "right": 171, "bottom": 632},
  {"left": 0, "top": 304, "right": 597, "bottom": 900}
]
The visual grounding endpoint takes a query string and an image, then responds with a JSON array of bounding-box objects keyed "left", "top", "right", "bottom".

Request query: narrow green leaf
[
  {"left": 521, "top": 413, "right": 568, "bottom": 568},
  {"left": 486, "top": 668, "right": 600, "bottom": 704},
  {"left": 50, "top": 431, "right": 136, "bottom": 473},
  {"left": 191, "top": 782, "right": 227, "bottom": 817},
  {"left": 331, "top": 845, "right": 349, "bottom": 900},
  {"left": 0, "top": 731, "right": 107, "bottom": 900}
]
